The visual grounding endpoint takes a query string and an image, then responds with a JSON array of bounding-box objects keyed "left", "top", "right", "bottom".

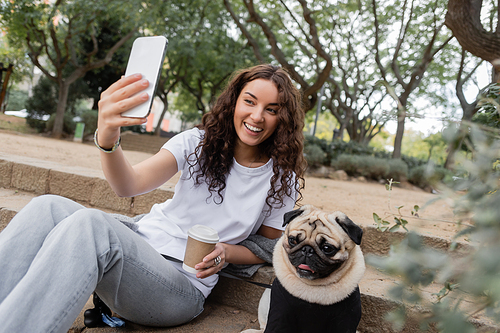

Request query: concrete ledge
[
  {"left": 90, "top": 178, "right": 133, "bottom": 213},
  {"left": 0, "top": 207, "right": 16, "bottom": 232},
  {"left": 0, "top": 159, "right": 13, "bottom": 187},
  {"left": 120, "top": 131, "right": 170, "bottom": 155},
  {"left": 12, "top": 162, "right": 49, "bottom": 194},
  {"left": 131, "top": 187, "right": 174, "bottom": 215},
  {"left": 0, "top": 154, "right": 175, "bottom": 216},
  {"left": 361, "top": 224, "right": 472, "bottom": 258},
  {"left": 210, "top": 266, "right": 276, "bottom": 315},
  {"left": 49, "top": 170, "right": 96, "bottom": 202}
]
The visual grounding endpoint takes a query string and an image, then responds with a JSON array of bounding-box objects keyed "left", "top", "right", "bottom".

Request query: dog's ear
[
  {"left": 335, "top": 215, "right": 363, "bottom": 245},
  {"left": 282, "top": 208, "right": 304, "bottom": 227}
]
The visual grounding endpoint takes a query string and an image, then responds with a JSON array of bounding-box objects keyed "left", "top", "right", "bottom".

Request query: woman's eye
[
  {"left": 244, "top": 99, "right": 255, "bottom": 105},
  {"left": 288, "top": 236, "right": 297, "bottom": 246},
  {"left": 267, "top": 108, "right": 277, "bottom": 114}
]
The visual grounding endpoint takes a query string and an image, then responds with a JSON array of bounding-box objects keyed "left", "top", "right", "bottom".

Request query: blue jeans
[{"left": 0, "top": 195, "right": 205, "bottom": 333}]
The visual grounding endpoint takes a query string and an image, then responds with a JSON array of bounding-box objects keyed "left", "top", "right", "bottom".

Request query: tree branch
[
  {"left": 371, "top": 0, "right": 388, "bottom": 81},
  {"left": 64, "top": 28, "right": 137, "bottom": 85},
  {"left": 297, "top": 0, "right": 332, "bottom": 98},
  {"left": 445, "top": 0, "right": 500, "bottom": 69},
  {"left": 243, "top": 0, "right": 308, "bottom": 88},
  {"left": 391, "top": 0, "right": 414, "bottom": 89},
  {"left": 223, "top": 0, "right": 266, "bottom": 63},
  {"left": 279, "top": 0, "right": 311, "bottom": 45}
]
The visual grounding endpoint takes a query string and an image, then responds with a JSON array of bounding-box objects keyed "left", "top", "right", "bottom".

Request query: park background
[{"left": 0, "top": 0, "right": 499, "bottom": 332}]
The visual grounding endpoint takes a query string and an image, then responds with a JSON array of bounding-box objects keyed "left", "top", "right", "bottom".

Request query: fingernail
[
  {"left": 141, "top": 92, "right": 148, "bottom": 99},
  {"left": 141, "top": 79, "right": 149, "bottom": 85},
  {"left": 134, "top": 73, "right": 142, "bottom": 78}
]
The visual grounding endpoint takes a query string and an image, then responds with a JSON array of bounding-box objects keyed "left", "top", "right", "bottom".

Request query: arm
[
  {"left": 195, "top": 225, "right": 283, "bottom": 279},
  {"left": 96, "top": 74, "right": 178, "bottom": 197}
]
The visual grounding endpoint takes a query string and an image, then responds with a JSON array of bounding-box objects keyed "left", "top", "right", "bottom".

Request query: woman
[{"left": 0, "top": 64, "right": 306, "bottom": 332}]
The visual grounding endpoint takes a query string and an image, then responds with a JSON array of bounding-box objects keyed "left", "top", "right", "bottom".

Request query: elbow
[{"left": 110, "top": 186, "right": 135, "bottom": 198}]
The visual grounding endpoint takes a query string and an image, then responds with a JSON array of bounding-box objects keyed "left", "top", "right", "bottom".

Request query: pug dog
[{"left": 242, "top": 205, "right": 365, "bottom": 333}]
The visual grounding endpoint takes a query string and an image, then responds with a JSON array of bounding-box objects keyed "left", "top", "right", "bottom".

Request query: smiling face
[{"left": 233, "top": 78, "right": 279, "bottom": 150}]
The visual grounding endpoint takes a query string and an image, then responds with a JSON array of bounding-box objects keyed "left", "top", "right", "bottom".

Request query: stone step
[
  {"left": 0, "top": 152, "right": 176, "bottom": 216},
  {"left": 1, "top": 153, "right": 497, "bottom": 332},
  {"left": 69, "top": 295, "right": 261, "bottom": 333}
]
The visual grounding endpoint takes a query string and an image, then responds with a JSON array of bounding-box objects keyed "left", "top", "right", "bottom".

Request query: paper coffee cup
[{"left": 183, "top": 225, "right": 219, "bottom": 274}]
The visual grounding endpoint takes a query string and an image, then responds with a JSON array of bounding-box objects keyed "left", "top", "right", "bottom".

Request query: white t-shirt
[{"left": 136, "top": 128, "right": 297, "bottom": 297}]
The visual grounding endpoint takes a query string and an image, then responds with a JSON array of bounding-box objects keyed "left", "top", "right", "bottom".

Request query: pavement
[{"left": 0, "top": 145, "right": 498, "bottom": 332}]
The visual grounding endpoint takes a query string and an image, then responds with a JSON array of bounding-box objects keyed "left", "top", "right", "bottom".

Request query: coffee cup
[{"left": 183, "top": 224, "right": 219, "bottom": 274}]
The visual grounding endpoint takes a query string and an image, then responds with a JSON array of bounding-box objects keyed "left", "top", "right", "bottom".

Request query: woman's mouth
[{"left": 244, "top": 122, "right": 263, "bottom": 133}]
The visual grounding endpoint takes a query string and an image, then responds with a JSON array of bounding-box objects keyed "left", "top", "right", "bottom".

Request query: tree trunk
[
  {"left": 445, "top": 0, "right": 500, "bottom": 79},
  {"left": 392, "top": 94, "right": 408, "bottom": 159},
  {"left": 392, "top": 113, "right": 406, "bottom": 159},
  {"left": 444, "top": 103, "right": 478, "bottom": 168},
  {"left": 493, "top": 67, "right": 500, "bottom": 83},
  {"left": 0, "top": 64, "right": 14, "bottom": 112},
  {"left": 53, "top": 80, "right": 70, "bottom": 139}
]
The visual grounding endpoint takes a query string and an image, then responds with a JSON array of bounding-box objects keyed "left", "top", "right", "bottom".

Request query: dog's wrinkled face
[{"left": 282, "top": 206, "right": 363, "bottom": 281}]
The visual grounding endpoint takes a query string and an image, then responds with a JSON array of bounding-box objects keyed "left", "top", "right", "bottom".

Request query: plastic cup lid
[{"left": 187, "top": 224, "right": 219, "bottom": 243}]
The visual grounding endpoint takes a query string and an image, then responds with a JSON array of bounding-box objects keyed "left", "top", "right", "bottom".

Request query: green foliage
[
  {"left": 356, "top": 155, "right": 390, "bottom": 180},
  {"left": 160, "top": 0, "right": 256, "bottom": 118},
  {"left": 304, "top": 112, "right": 339, "bottom": 141},
  {"left": 408, "top": 164, "right": 453, "bottom": 189},
  {"left": 303, "top": 144, "right": 326, "bottom": 167},
  {"left": 473, "top": 83, "right": 500, "bottom": 129},
  {"left": 387, "top": 159, "right": 409, "bottom": 181},
  {"left": 373, "top": 179, "right": 419, "bottom": 232},
  {"left": 25, "top": 77, "right": 58, "bottom": 117},
  {"left": 79, "top": 110, "right": 98, "bottom": 135},
  {"left": 25, "top": 117, "right": 46, "bottom": 133},
  {"left": 306, "top": 134, "right": 429, "bottom": 172},
  {"left": 80, "top": 20, "right": 134, "bottom": 107},
  {"left": 0, "top": 0, "right": 143, "bottom": 136},
  {"left": 0, "top": 32, "right": 32, "bottom": 84},
  {"left": 330, "top": 154, "right": 360, "bottom": 176},
  {"left": 24, "top": 76, "right": 90, "bottom": 134},
  {"left": 402, "top": 130, "right": 449, "bottom": 166},
  {"left": 4, "top": 88, "right": 28, "bottom": 111},
  {"left": 401, "top": 154, "right": 428, "bottom": 170},
  {"left": 46, "top": 113, "right": 76, "bottom": 135},
  {"left": 369, "top": 123, "right": 500, "bottom": 332},
  {"left": 331, "top": 154, "right": 391, "bottom": 181},
  {"left": 307, "top": 133, "right": 438, "bottom": 185}
]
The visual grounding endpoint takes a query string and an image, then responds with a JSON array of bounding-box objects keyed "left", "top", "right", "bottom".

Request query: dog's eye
[
  {"left": 322, "top": 244, "right": 337, "bottom": 255},
  {"left": 288, "top": 236, "right": 298, "bottom": 247}
]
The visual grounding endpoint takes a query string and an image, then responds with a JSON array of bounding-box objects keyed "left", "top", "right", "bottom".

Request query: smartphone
[{"left": 121, "top": 36, "right": 168, "bottom": 118}]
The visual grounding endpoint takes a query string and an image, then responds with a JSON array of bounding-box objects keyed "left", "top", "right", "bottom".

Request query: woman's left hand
[{"left": 195, "top": 243, "right": 226, "bottom": 279}]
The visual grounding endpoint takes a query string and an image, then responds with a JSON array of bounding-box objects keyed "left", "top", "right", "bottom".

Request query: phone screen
[{"left": 121, "top": 36, "right": 168, "bottom": 118}]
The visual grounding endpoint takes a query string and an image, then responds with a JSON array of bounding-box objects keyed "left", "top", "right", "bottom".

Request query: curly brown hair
[{"left": 187, "top": 64, "right": 306, "bottom": 211}]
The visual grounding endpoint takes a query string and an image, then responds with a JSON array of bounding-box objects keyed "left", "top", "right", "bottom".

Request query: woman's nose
[{"left": 250, "top": 108, "right": 264, "bottom": 122}]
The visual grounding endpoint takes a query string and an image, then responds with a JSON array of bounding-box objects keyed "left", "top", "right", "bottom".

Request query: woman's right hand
[{"left": 96, "top": 74, "right": 150, "bottom": 149}]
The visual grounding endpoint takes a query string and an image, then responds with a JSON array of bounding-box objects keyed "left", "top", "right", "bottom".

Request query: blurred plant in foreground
[{"left": 369, "top": 122, "right": 500, "bottom": 332}]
